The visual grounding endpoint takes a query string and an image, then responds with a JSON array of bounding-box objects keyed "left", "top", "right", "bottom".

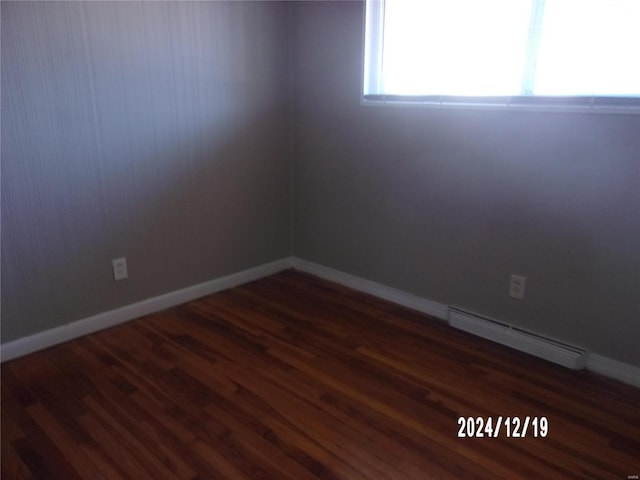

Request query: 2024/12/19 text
[{"left": 457, "top": 416, "right": 549, "bottom": 438}]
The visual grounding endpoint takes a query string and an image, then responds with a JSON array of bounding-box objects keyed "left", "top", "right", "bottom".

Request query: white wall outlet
[
  {"left": 509, "top": 274, "right": 526, "bottom": 299},
  {"left": 112, "top": 257, "right": 128, "bottom": 281}
]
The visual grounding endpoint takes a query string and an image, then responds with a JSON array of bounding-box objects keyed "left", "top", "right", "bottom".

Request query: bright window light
[
  {"left": 363, "top": 0, "right": 640, "bottom": 111},
  {"left": 533, "top": 0, "right": 640, "bottom": 96}
]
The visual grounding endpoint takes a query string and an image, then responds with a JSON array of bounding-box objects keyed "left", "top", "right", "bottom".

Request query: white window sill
[{"left": 361, "top": 96, "right": 640, "bottom": 115}]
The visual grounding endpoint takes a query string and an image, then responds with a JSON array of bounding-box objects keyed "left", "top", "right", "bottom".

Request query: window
[{"left": 363, "top": 0, "right": 640, "bottom": 112}]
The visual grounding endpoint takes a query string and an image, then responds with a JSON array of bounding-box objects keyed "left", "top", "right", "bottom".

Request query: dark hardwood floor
[{"left": 2, "top": 270, "right": 639, "bottom": 479}]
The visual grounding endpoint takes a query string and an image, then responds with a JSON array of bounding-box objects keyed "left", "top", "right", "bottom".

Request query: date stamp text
[{"left": 457, "top": 416, "right": 549, "bottom": 438}]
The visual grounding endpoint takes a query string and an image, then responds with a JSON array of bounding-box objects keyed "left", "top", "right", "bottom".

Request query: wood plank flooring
[{"left": 2, "top": 270, "right": 639, "bottom": 479}]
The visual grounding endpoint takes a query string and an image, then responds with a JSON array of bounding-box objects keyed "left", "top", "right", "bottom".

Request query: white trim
[
  {"left": 0, "top": 258, "right": 293, "bottom": 363},
  {"left": 586, "top": 353, "right": 640, "bottom": 388},
  {"left": 361, "top": 97, "right": 640, "bottom": 116},
  {"left": 362, "top": 0, "right": 385, "bottom": 96},
  {"left": 3, "top": 255, "right": 638, "bottom": 388},
  {"left": 290, "top": 257, "right": 449, "bottom": 320},
  {"left": 292, "top": 257, "right": 639, "bottom": 387}
]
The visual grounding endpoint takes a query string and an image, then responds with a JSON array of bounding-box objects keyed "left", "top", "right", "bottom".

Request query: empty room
[{"left": 1, "top": 1, "right": 639, "bottom": 478}]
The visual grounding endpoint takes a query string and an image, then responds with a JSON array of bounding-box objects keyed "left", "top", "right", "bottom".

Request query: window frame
[{"left": 361, "top": 0, "right": 640, "bottom": 115}]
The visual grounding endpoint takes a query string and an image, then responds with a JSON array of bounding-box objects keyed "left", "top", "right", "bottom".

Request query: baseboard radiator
[{"left": 448, "top": 307, "right": 587, "bottom": 370}]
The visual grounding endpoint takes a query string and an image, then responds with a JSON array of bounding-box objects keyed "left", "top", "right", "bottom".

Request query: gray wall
[
  {"left": 3, "top": 0, "right": 638, "bottom": 368},
  {"left": 290, "top": 1, "right": 640, "bottom": 366},
  {"left": 1, "top": 1, "right": 291, "bottom": 342}
]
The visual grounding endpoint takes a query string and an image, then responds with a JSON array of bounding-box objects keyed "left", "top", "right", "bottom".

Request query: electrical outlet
[
  {"left": 509, "top": 274, "right": 526, "bottom": 299},
  {"left": 112, "top": 257, "right": 128, "bottom": 281}
]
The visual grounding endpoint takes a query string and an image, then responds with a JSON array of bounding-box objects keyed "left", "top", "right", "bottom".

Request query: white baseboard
[
  {"left": 291, "top": 257, "right": 639, "bottom": 388},
  {"left": 291, "top": 257, "right": 449, "bottom": 320},
  {"left": 3, "top": 255, "right": 638, "bottom": 388},
  {"left": 0, "top": 257, "right": 293, "bottom": 363},
  {"left": 586, "top": 353, "right": 640, "bottom": 388}
]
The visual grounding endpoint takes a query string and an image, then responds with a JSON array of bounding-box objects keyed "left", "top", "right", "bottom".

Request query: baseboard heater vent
[{"left": 448, "top": 307, "right": 587, "bottom": 370}]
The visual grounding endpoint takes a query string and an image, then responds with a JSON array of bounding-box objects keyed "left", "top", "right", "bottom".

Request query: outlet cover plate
[
  {"left": 112, "top": 257, "right": 128, "bottom": 281},
  {"left": 509, "top": 274, "right": 526, "bottom": 299}
]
